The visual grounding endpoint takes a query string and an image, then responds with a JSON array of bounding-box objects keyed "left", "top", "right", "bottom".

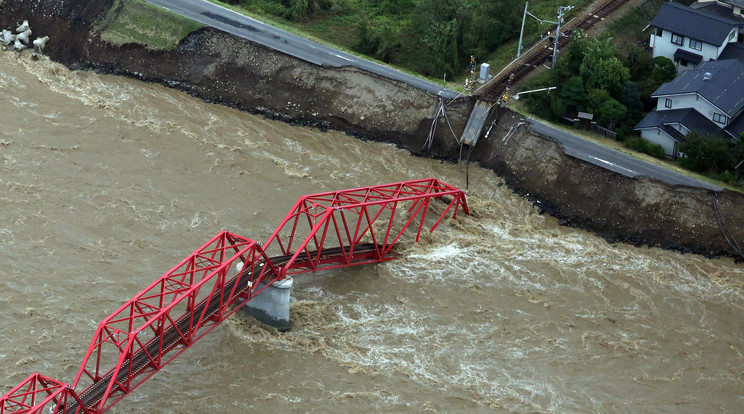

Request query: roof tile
[{"left": 651, "top": 2, "right": 742, "bottom": 45}]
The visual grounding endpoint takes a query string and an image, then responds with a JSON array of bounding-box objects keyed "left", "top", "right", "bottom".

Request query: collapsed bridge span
[{"left": 0, "top": 178, "right": 469, "bottom": 414}]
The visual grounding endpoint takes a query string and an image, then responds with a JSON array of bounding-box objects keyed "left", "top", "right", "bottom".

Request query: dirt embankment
[
  {"left": 1, "top": 0, "right": 742, "bottom": 258},
  {"left": 473, "top": 109, "right": 744, "bottom": 257},
  {"left": 0, "top": 0, "right": 472, "bottom": 150}
]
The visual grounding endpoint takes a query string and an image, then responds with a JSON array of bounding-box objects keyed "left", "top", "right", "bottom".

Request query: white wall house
[
  {"left": 649, "top": 2, "right": 743, "bottom": 71},
  {"left": 654, "top": 91, "right": 732, "bottom": 127},
  {"left": 635, "top": 59, "right": 744, "bottom": 157},
  {"left": 695, "top": 0, "right": 744, "bottom": 17}
]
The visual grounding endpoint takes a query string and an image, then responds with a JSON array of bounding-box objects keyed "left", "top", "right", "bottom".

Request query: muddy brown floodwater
[{"left": 1, "top": 53, "right": 743, "bottom": 413}]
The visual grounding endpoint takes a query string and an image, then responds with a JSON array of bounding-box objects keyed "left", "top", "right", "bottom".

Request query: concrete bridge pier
[{"left": 242, "top": 277, "right": 293, "bottom": 332}]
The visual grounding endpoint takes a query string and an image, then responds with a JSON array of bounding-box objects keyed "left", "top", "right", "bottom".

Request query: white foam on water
[{"left": 2, "top": 51, "right": 744, "bottom": 413}]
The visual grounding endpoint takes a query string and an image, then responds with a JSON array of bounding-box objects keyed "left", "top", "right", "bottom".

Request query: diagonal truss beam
[
  {"left": 0, "top": 178, "right": 468, "bottom": 414},
  {"left": 0, "top": 374, "right": 89, "bottom": 414},
  {"left": 263, "top": 177, "right": 469, "bottom": 276}
]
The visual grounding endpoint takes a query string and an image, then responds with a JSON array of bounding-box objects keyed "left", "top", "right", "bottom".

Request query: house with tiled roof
[
  {"left": 694, "top": 0, "right": 744, "bottom": 16},
  {"left": 649, "top": 2, "right": 743, "bottom": 71},
  {"left": 635, "top": 59, "right": 744, "bottom": 156}
]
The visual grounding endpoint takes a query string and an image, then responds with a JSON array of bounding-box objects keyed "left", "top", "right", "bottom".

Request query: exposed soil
[{"left": 1, "top": 0, "right": 742, "bottom": 258}]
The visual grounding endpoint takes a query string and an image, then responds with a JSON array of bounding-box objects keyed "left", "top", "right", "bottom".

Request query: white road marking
[{"left": 586, "top": 155, "right": 637, "bottom": 176}]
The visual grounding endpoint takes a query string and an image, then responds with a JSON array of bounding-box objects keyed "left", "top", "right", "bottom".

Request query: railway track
[
  {"left": 66, "top": 244, "right": 378, "bottom": 413},
  {"left": 478, "top": 0, "right": 628, "bottom": 103}
]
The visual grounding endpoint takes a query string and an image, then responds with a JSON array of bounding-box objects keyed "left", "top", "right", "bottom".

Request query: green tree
[
  {"left": 586, "top": 88, "right": 612, "bottom": 115},
  {"left": 564, "top": 31, "right": 590, "bottom": 75},
  {"left": 412, "top": 0, "right": 462, "bottom": 76},
  {"left": 411, "top": 0, "right": 520, "bottom": 76},
  {"left": 583, "top": 56, "right": 630, "bottom": 95},
  {"left": 625, "top": 136, "right": 666, "bottom": 159},
  {"left": 650, "top": 56, "right": 676, "bottom": 83},
  {"left": 624, "top": 44, "right": 653, "bottom": 82},
  {"left": 638, "top": 56, "right": 676, "bottom": 102},
  {"left": 560, "top": 76, "right": 587, "bottom": 112},
  {"left": 419, "top": 18, "right": 459, "bottom": 76},
  {"left": 620, "top": 80, "right": 642, "bottom": 113},
  {"left": 461, "top": 1, "right": 521, "bottom": 58},
  {"left": 282, "top": 0, "right": 308, "bottom": 21},
  {"left": 597, "top": 98, "right": 627, "bottom": 130},
  {"left": 579, "top": 38, "right": 615, "bottom": 80},
  {"left": 679, "top": 133, "right": 735, "bottom": 174},
  {"left": 356, "top": 16, "right": 401, "bottom": 62},
  {"left": 550, "top": 95, "right": 567, "bottom": 121}
]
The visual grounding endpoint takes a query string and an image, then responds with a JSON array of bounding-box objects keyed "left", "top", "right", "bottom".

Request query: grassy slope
[
  {"left": 200, "top": 0, "right": 463, "bottom": 90},
  {"left": 90, "top": 0, "right": 737, "bottom": 191},
  {"left": 96, "top": 0, "right": 204, "bottom": 50},
  {"left": 205, "top": 0, "right": 598, "bottom": 89},
  {"left": 511, "top": 104, "right": 742, "bottom": 192},
  {"left": 513, "top": 0, "right": 741, "bottom": 192},
  {"left": 481, "top": 0, "right": 593, "bottom": 75}
]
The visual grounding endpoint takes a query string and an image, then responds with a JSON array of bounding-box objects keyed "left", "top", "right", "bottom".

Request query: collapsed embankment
[
  {"left": 472, "top": 109, "right": 744, "bottom": 257},
  {"left": 1, "top": 0, "right": 742, "bottom": 258}
]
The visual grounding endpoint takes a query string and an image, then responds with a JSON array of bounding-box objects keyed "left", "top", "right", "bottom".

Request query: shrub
[
  {"left": 710, "top": 171, "right": 739, "bottom": 186},
  {"left": 625, "top": 136, "right": 666, "bottom": 159}
]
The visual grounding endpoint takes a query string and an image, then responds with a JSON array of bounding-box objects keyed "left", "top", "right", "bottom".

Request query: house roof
[
  {"left": 634, "top": 108, "right": 729, "bottom": 140},
  {"left": 652, "top": 59, "right": 744, "bottom": 116},
  {"left": 719, "top": 42, "right": 744, "bottom": 62},
  {"left": 674, "top": 48, "right": 703, "bottom": 64},
  {"left": 692, "top": 1, "right": 744, "bottom": 19},
  {"left": 651, "top": 2, "right": 742, "bottom": 45},
  {"left": 661, "top": 124, "right": 686, "bottom": 141},
  {"left": 721, "top": 0, "right": 744, "bottom": 8}
]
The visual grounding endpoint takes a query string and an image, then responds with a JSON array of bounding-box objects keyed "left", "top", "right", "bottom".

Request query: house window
[
  {"left": 655, "top": 28, "right": 663, "bottom": 36},
  {"left": 671, "top": 33, "right": 684, "bottom": 45},
  {"left": 689, "top": 38, "right": 702, "bottom": 51},
  {"left": 713, "top": 113, "right": 728, "bottom": 124},
  {"left": 665, "top": 98, "right": 673, "bottom": 108},
  {"left": 730, "top": 30, "right": 736, "bottom": 41}
]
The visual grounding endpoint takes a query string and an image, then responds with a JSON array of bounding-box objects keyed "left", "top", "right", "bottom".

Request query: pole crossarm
[{"left": 1, "top": 178, "right": 469, "bottom": 414}]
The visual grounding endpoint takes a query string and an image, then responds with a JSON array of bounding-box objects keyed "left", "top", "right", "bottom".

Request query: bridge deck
[{"left": 461, "top": 100, "right": 492, "bottom": 146}]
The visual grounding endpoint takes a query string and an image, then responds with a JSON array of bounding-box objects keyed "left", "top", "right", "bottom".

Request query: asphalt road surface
[
  {"left": 528, "top": 119, "right": 722, "bottom": 191},
  {"left": 144, "top": 0, "right": 721, "bottom": 192},
  {"left": 143, "top": 0, "right": 459, "bottom": 99}
]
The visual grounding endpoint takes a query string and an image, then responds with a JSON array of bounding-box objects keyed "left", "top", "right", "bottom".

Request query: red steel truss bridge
[{"left": 0, "top": 178, "right": 469, "bottom": 414}]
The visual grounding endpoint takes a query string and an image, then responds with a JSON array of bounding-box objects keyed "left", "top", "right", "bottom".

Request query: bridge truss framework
[{"left": 0, "top": 178, "right": 468, "bottom": 414}]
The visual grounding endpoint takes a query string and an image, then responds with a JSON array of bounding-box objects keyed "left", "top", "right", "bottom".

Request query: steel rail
[
  {"left": 67, "top": 245, "right": 377, "bottom": 413},
  {"left": 2, "top": 178, "right": 469, "bottom": 414},
  {"left": 479, "top": 0, "right": 628, "bottom": 103}
]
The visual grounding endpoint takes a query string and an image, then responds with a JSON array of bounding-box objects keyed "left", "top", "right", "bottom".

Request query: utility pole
[
  {"left": 517, "top": 2, "right": 572, "bottom": 64},
  {"left": 551, "top": 5, "right": 573, "bottom": 69},
  {"left": 517, "top": 2, "right": 529, "bottom": 58}
]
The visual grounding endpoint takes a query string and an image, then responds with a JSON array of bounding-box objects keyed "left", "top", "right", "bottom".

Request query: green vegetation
[
  {"left": 521, "top": 33, "right": 675, "bottom": 136},
  {"left": 218, "top": 0, "right": 591, "bottom": 81},
  {"left": 520, "top": 0, "right": 742, "bottom": 187},
  {"left": 95, "top": 0, "right": 204, "bottom": 50},
  {"left": 679, "top": 133, "right": 736, "bottom": 175}
]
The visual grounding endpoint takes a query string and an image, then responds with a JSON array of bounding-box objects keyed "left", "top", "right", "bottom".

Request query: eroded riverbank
[
  {"left": 0, "top": 0, "right": 741, "bottom": 257},
  {"left": 0, "top": 51, "right": 743, "bottom": 412}
]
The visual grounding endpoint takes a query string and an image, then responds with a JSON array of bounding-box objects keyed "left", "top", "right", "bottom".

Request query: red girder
[
  {"left": 1, "top": 178, "right": 468, "bottom": 413},
  {"left": 0, "top": 374, "right": 88, "bottom": 414},
  {"left": 263, "top": 177, "right": 469, "bottom": 276}
]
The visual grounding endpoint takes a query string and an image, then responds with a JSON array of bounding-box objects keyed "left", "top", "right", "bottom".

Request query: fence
[{"left": 590, "top": 122, "right": 617, "bottom": 140}]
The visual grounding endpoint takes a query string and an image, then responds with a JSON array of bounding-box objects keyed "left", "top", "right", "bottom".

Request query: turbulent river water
[{"left": 1, "top": 52, "right": 744, "bottom": 413}]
